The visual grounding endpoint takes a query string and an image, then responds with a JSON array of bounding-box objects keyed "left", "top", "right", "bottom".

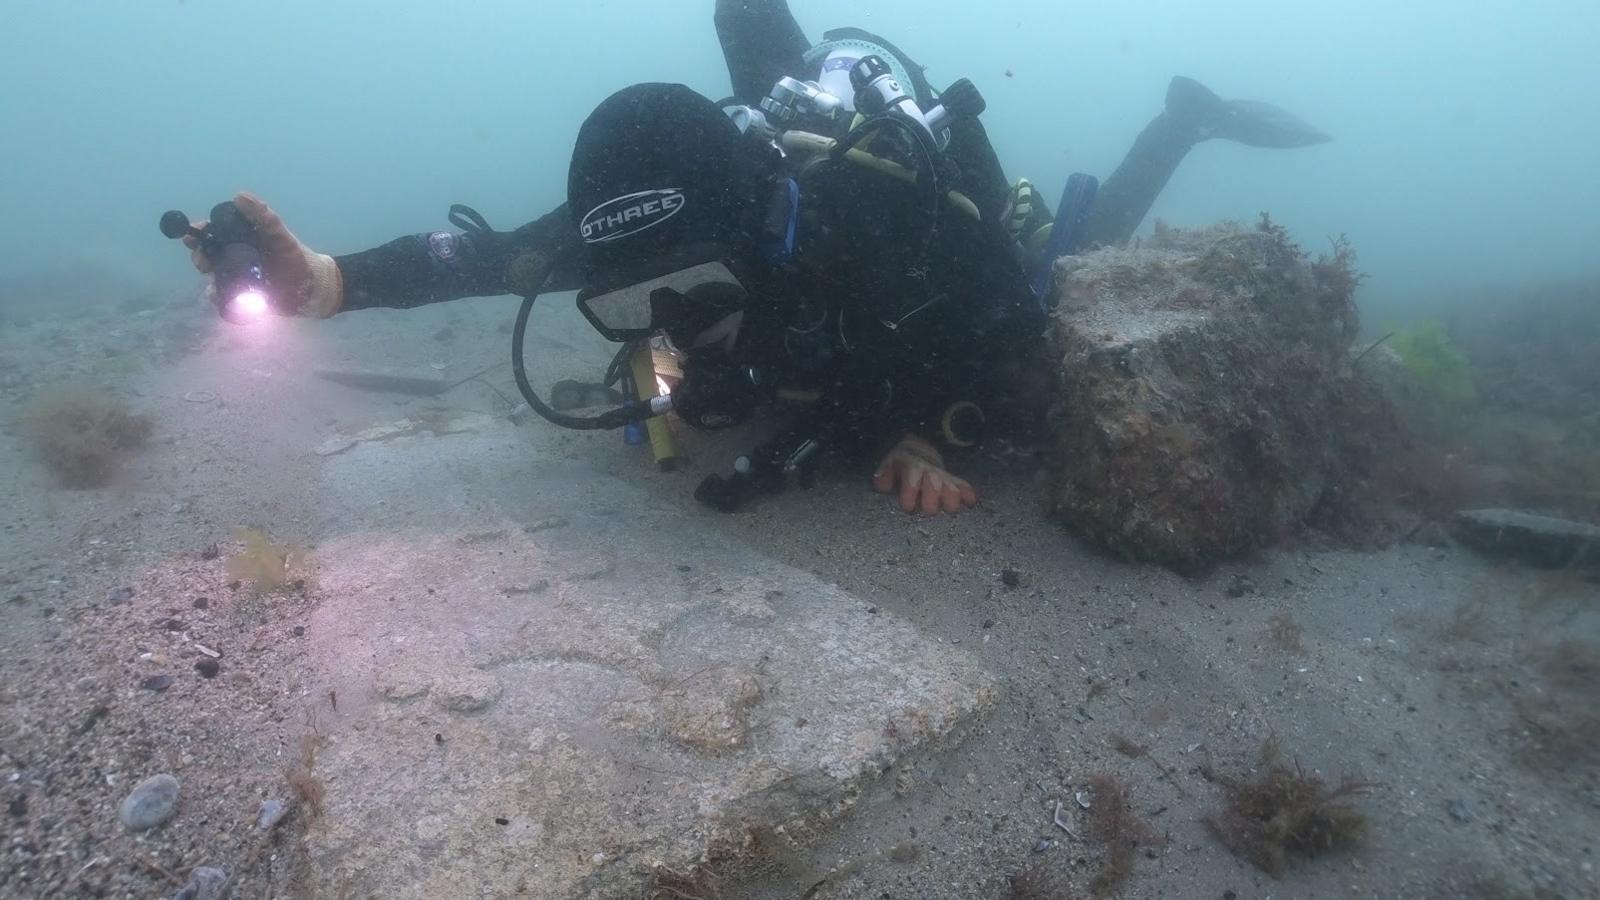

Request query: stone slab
[
  {"left": 1453, "top": 508, "right": 1600, "bottom": 568},
  {"left": 297, "top": 417, "right": 995, "bottom": 898}
]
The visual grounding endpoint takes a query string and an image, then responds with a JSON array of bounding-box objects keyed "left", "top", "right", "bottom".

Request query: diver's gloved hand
[
  {"left": 872, "top": 434, "right": 979, "bottom": 515},
  {"left": 182, "top": 192, "right": 343, "bottom": 318}
]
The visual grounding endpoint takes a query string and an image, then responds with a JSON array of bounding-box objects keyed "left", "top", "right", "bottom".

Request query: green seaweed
[{"left": 1389, "top": 321, "right": 1476, "bottom": 409}]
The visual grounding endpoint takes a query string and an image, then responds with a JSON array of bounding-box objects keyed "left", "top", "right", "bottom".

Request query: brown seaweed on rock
[{"left": 1045, "top": 216, "right": 1391, "bottom": 565}]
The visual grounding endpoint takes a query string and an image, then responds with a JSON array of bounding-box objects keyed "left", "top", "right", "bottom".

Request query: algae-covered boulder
[{"left": 1046, "top": 217, "right": 1380, "bottom": 565}]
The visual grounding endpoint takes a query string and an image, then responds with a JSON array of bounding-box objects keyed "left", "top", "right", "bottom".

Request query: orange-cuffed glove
[
  {"left": 181, "top": 192, "right": 342, "bottom": 318},
  {"left": 871, "top": 434, "right": 979, "bottom": 515}
]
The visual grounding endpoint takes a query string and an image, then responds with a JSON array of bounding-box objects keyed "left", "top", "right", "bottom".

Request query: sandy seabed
[{"left": 0, "top": 287, "right": 1595, "bottom": 899}]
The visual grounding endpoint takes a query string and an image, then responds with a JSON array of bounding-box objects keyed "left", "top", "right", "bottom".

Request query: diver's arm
[{"left": 336, "top": 204, "right": 582, "bottom": 312}]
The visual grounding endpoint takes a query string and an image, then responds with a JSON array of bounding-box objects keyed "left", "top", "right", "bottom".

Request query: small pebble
[
  {"left": 172, "top": 865, "right": 227, "bottom": 900},
  {"left": 107, "top": 587, "right": 134, "bottom": 604},
  {"left": 291, "top": 625, "right": 306, "bottom": 637},
  {"left": 1001, "top": 569, "right": 1021, "bottom": 588},
  {"left": 257, "top": 798, "right": 288, "bottom": 831},
  {"left": 74, "top": 676, "right": 99, "bottom": 692},
  {"left": 118, "top": 774, "right": 180, "bottom": 830},
  {"left": 194, "top": 658, "right": 220, "bottom": 679},
  {"left": 192, "top": 597, "right": 209, "bottom": 610},
  {"left": 140, "top": 675, "right": 174, "bottom": 692},
  {"left": 200, "top": 544, "right": 220, "bottom": 561}
]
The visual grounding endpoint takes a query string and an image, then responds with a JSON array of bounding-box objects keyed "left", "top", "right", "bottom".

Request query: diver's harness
[{"left": 508, "top": 56, "right": 989, "bottom": 509}]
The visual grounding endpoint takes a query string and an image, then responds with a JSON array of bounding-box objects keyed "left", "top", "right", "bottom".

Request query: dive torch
[{"left": 159, "top": 202, "right": 273, "bottom": 322}]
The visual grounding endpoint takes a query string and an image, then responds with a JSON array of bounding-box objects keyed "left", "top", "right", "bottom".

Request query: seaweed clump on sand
[
  {"left": 1511, "top": 638, "right": 1600, "bottom": 773},
  {"left": 17, "top": 387, "right": 152, "bottom": 487},
  {"left": 1084, "top": 774, "right": 1161, "bottom": 896},
  {"left": 1203, "top": 739, "right": 1373, "bottom": 876}
]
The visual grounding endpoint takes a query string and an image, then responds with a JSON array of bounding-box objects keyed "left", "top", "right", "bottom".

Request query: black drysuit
[{"left": 332, "top": 5, "right": 1044, "bottom": 448}]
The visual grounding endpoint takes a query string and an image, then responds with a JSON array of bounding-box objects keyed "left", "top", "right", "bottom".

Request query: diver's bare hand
[
  {"left": 181, "top": 192, "right": 342, "bottom": 317},
  {"left": 872, "top": 434, "right": 978, "bottom": 515}
]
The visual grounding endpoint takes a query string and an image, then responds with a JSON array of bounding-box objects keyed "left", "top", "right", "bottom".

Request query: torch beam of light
[{"left": 231, "top": 290, "right": 270, "bottom": 318}]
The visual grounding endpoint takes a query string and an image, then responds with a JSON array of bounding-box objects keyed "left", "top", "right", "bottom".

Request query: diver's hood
[{"left": 569, "top": 84, "right": 769, "bottom": 283}]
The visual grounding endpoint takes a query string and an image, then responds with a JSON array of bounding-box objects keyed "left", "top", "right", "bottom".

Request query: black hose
[{"left": 510, "top": 287, "right": 648, "bottom": 431}]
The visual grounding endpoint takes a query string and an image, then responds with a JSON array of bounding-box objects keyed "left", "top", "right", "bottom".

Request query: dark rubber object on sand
[{"left": 549, "top": 380, "right": 626, "bottom": 412}]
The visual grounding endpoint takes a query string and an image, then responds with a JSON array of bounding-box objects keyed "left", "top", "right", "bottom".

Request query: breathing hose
[{"left": 510, "top": 282, "right": 666, "bottom": 431}]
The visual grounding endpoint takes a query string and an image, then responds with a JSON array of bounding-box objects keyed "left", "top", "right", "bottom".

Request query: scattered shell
[
  {"left": 1075, "top": 791, "right": 1092, "bottom": 809},
  {"left": 194, "top": 643, "right": 221, "bottom": 659},
  {"left": 182, "top": 390, "right": 216, "bottom": 403}
]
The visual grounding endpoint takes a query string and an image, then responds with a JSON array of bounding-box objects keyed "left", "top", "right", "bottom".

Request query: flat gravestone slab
[{"left": 298, "top": 418, "right": 995, "bottom": 898}]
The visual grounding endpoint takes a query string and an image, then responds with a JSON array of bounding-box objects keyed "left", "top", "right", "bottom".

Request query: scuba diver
[
  {"left": 176, "top": 2, "right": 1330, "bottom": 516},
  {"left": 185, "top": 74, "right": 1027, "bottom": 515}
]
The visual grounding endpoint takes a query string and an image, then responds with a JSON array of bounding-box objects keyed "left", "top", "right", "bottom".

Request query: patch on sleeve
[{"left": 426, "top": 231, "right": 459, "bottom": 262}]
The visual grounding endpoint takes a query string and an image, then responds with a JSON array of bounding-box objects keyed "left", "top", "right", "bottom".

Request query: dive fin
[
  {"left": 1166, "top": 75, "right": 1331, "bottom": 148},
  {"left": 1029, "top": 172, "right": 1099, "bottom": 307}
]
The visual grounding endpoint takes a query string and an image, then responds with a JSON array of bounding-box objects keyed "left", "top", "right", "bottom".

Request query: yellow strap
[{"left": 629, "top": 346, "right": 678, "bottom": 472}]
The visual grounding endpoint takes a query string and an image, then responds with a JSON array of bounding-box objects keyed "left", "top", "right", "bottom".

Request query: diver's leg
[
  {"left": 1079, "top": 76, "right": 1331, "bottom": 247},
  {"left": 944, "top": 119, "right": 1013, "bottom": 224},
  {"left": 715, "top": 0, "right": 812, "bottom": 104},
  {"left": 1076, "top": 112, "right": 1196, "bottom": 248}
]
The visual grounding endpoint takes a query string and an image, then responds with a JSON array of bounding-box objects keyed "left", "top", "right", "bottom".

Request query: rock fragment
[
  {"left": 1045, "top": 220, "right": 1383, "bottom": 564},
  {"left": 257, "top": 797, "right": 289, "bottom": 831},
  {"left": 119, "top": 774, "right": 180, "bottom": 830},
  {"left": 171, "top": 865, "right": 227, "bottom": 900}
]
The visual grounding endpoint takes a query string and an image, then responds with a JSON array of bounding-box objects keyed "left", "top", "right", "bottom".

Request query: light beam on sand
[{"left": 229, "top": 289, "right": 270, "bottom": 319}]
